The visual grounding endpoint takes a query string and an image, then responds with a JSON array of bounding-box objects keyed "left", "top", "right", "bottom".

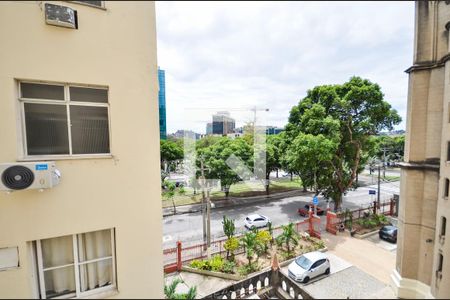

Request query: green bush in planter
[
  {"left": 209, "top": 255, "right": 224, "bottom": 272},
  {"left": 222, "top": 260, "right": 236, "bottom": 274}
]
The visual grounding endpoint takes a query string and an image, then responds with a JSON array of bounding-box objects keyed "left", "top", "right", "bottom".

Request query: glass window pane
[
  {"left": 41, "top": 235, "right": 74, "bottom": 269},
  {"left": 70, "top": 106, "right": 110, "bottom": 154},
  {"left": 44, "top": 266, "right": 76, "bottom": 298},
  {"left": 24, "top": 103, "right": 69, "bottom": 155},
  {"left": 79, "top": 259, "right": 113, "bottom": 292},
  {"left": 21, "top": 83, "right": 64, "bottom": 100},
  {"left": 77, "top": 229, "right": 112, "bottom": 263},
  {"left": 69, "top": 87, "right": 108, "bottom": 103}
]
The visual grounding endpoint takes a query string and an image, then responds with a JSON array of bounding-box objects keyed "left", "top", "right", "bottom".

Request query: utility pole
[
  {"left": 206, "top": 182, "right": 211, "bottom": 259},
  {"left": 382, "top": 147, "right": 387, "bottom": 178},
  {"left": 199, "top": 158, "right": 207, "bottom": 251},
  {"left": 377, "top": 165, "right": 381, "bottom": 208}
]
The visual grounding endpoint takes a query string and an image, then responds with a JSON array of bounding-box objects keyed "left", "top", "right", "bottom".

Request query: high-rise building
[
  {"left": 206, "top": 122, "right": 213, "bottom": 135},
  {"left": 0, "top": 2, "right": 163, "bottom": 298},
  {"left": 158, "top": 68, "right": 167, "bottom": 140},
  {"left": 212, "top": 111, "right": 235, "bottom": 135},
  {"left": 266, "top": 126, "right": 284, "bottom": 135},
  {"left": 391, "top": 2, "right": 450, "bottom": 298}
]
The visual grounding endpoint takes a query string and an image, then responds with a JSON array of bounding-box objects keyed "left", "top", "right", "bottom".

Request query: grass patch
[{"left": 162, "top": 177, "right": 303, "bottom": 208}]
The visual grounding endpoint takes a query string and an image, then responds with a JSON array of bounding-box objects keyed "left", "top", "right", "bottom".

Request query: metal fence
[{"left": 163, "top": 218, "right": 317, "bottom": 273}]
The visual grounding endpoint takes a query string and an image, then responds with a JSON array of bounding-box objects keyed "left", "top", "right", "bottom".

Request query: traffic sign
[
  {"left": 369, "top": 190, "right": 376, "bottom": 195},
  {"left": 313, "top": 196, "right": 319, "bottom": 205}
]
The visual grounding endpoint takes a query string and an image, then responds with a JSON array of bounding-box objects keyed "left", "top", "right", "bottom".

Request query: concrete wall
[{"left": 0, "top": 1, "right": 163, "bottom": 298}]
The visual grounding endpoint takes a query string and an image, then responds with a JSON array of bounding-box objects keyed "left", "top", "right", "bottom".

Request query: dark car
[
  {"left": 298, "top": 204, "right": 325, "bottom": 217},
  {"left": 379, "top": 225, "right": 397, "bottom": 243}
]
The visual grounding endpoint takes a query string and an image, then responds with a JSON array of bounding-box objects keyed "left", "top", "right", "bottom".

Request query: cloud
[{"left": 156, "top": 1, "right": 414, "bottom": 134}]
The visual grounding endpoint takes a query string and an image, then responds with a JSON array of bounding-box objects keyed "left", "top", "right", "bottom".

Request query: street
[{"left": 162, "top": 180, "right": 399, "bottom": 248}]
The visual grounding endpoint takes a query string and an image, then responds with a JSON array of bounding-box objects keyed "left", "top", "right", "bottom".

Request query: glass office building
[{"left": 158, "top": 67, "right": 167, "bottom": 140}]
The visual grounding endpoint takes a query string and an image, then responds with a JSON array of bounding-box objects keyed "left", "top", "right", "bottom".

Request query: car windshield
[{"left": 295, "top": 256, "right": 312, "bottom": 270}]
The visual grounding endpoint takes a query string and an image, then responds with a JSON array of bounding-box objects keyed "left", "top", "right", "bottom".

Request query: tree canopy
[{"left": 284, "top": 76, "right": 401, "bottom": 211}]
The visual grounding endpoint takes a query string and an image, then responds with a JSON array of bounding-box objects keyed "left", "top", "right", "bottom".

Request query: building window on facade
[
  {"left": 19, "top": 81, "right": 110, "bottom": 158},
  {"left": 445, "top": 178, "right": 450, "bottom": 199},
  {"left": 34, "top": 229, "right": 116, "bottom": 299},
  {"left": 441, "top": 216, "right": 447, "bottom": 239},
  {"left": 447, "top": 142, "right": 450, "bottom": 161},
  {"left": 437, "top": 253, "right": 444, "bottom": 281}
]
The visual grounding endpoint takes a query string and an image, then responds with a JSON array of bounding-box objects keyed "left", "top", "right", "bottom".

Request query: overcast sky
[{"left": 156, "top": 1, "right": 414, "bottom": 134}]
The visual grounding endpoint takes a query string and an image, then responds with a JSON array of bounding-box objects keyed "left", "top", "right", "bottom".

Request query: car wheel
[
  {"left": 325, "top": 268, "right": 330, "bottom": 275},
  {"left": 303, "top": 276, "right": 310, "bottom": 284}
]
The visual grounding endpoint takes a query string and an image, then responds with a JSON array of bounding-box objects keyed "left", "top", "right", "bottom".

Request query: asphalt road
[{"left": 162, "top": 180, "right": 400, "bottom": 248}]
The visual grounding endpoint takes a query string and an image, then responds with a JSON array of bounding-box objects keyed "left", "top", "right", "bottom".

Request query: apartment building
[
  {"left": 0, "top": 1, "right": 163, "bottom": 298},
  {"left": 392, "top": 1, "right": 450, "bottom": 298}
]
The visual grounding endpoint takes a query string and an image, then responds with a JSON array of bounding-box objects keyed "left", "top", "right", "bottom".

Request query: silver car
[{"left": 288, "top": 251, "right": 330, "bottom": 283}]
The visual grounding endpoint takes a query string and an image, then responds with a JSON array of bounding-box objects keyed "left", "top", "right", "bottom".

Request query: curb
[
  {"left": 353, "top": 229, "right": 380, "bottom": 239},
  {"left": 163, "top": 189, "right": 309, "bottom": 217}
]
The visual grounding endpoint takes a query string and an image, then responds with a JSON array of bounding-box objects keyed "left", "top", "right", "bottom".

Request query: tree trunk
[
  {"left": 333, "top": 193, "right": 342, "bottom": 212},
  {"left": 290, "top": 173, "right": 293, "bottom": 181},
  {"left": 172, "top": 198, "right": 176, "bottom": 215},
  {"left": 276, "top": 169, "right": 279, "bottom": 178}
]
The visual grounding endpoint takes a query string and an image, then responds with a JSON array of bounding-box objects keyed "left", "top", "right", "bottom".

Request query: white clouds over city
[{"left": 156, "top": 1, "right": 414, "bottom": 134}]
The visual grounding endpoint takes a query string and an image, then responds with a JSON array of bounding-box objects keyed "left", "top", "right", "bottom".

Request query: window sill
[{"left": 17, "top": 154, "right": 114, "bottom": 162}]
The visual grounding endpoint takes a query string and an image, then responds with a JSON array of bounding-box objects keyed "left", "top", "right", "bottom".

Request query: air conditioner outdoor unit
[
  {"left": 0, "top": 162, "right": 61, "bottom": 192},
  {"left": 45, "top": 3, "right": 77, "bottom": 29}
]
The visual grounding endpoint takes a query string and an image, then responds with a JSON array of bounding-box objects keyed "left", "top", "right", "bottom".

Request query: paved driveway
[
  {"left": 280, "top": 252, "right": 352, "bottom": 284},
  {"left": 366, "top": 233, "right": 397, "bottom": 252}
]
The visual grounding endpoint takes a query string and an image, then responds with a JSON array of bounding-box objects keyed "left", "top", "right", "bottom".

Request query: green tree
[
  {"left": 222, "top": 215, "right": 236, "bottom": 239},
  {"left": 160, "top": 140, "right": 184, "bottom": 172},
  {"left": 198, "top": 137, "right": 253, "bottom": 198},
  {"left": 285, "top": 133, "right": 337, "bottom": 194},
  {"left": 285, "top": 77, "right": 401, "bottom": 211},
  {"left": 162, "top": 180, "right": 185, "bottom": 215},
  {"left": 164, "top": 278, "right": 197, "bottom": 300},
  {"left": 276, "top": 222, "right": 299, "bottom": 255}
]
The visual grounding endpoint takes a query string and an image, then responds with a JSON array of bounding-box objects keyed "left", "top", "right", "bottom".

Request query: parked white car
[
  {"left": 244, "top": 214, "right": 270, "bottom": 229},
  {"left": 288, "top": 251, "right": 330, "bottom": 283}
]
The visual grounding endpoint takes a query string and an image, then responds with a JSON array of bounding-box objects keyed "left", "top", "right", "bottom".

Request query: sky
[{"left": 156, "top": 1, "right": 415, "bottom": 134}]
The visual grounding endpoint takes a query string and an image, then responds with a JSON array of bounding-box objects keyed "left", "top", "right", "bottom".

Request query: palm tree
[
  {"left": 241, "top": 231, "right": 257, "bottom": 266},
  {"left": 164, "top": 278, "right": 197, "bottom": 300},
  {"left": 276, "top": 222, "right": 298, "bottom": 254},
  {"left": 222, "top": 215, "right": 236, "bottom": 260}
]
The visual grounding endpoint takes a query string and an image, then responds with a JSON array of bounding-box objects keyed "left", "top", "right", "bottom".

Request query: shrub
[
  {"left": 237, "top": 263, "right": 260, "bottom": 276},
  {"left": 224, "top": 237, "right": 240, "bottom": 260},
  {"left": 313, "top": 239, "right": 325, "bottom": 250},
  {"left": 189, "top": 259, "right": 206, "bottom": 270},
  {"left": 256, "top": 230, "right": 272, "bottom": 253},
  {"left": 209, "top": 255, "right": 224, "bottom": 272},
  {"left": 222, "top": 260, "right": 236, "bottom": 274}
]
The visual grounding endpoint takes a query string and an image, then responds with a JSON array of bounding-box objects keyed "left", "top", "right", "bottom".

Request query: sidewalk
[
  {"left": 162, "top": 189, "right": 310, "bottom": 217},
  {"left": 321, "top": 232, "right": 396, "bottom": 285}
]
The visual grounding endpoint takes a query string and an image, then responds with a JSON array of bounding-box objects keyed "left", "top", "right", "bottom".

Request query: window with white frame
[
  {"left": 19, "top": 81, "right": 110, "bottom": 158},
  {"left": 35, "top": 229, "right": 116, "bottom": 299}
]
